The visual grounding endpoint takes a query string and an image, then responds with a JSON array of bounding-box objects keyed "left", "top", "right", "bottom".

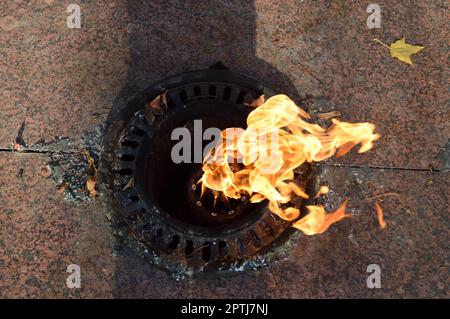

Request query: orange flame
[
  {"left": 201, "top": 94, "right": 379, "bottom": 235},
  {"left": 293, "top": 199, "right": 351, "bottom": 235},
  {"left": 375, "top": 202, "right": 386, "bottom": 229}
]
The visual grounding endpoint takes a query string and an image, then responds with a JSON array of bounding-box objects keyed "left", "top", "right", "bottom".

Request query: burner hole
[
  {"left": 118, "top": 168, "right": 133, "bottom": 175},
  {"left": 168, "top": 235, "right": 180, "bottom": 250},
  {"left": 179, "top": 90, "right": 188, "bottom": 102},
  {"left": 121, "top": 140, "right": 139, "bottom": 148},
  {"left": 223, "top": 87, "right": 231, "bottom": 101},
  {"left": 121, "top": 154, "right": 135, "bottom": 161},
  {"left": 201, "top": 242, "right": 211, "bottom": 262},
  {"left": 185, "top": 240, "right": 194, "bottom": 258},
  {"left": 130, "top": 127, "right": 145, "bottom": 136},
  {"left": 218, "top": 241, "right": 228, "bottom": 256},
  {"left": 156, "top": 228, "right": 163, "bottom": 237},
  {"left": 193, "top": 86, "right": 201, "bottom": 97},
  {"left": 208, "top": 85, "right": 216, "bottom": 96},
  {"left": 236, "top": 90, "right": 247, "bottom": 104}
]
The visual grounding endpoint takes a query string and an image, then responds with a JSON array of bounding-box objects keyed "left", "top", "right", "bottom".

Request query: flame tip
[{"left": 200, "top": 94, "right": 379, "bottom": 235}]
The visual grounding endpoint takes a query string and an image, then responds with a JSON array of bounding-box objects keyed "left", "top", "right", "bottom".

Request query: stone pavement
[{"left": 0, "top": 0, "right": 448, "bottom": 298}]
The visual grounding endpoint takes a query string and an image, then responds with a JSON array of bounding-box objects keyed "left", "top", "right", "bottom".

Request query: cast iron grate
[{"left": 105, "top": 65, "right": 318, "bottom": 277}]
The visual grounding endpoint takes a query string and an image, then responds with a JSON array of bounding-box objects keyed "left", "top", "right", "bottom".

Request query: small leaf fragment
[
  {"left": 82, "top": 149, "right": 99, "bottom": 198},
  {"left": 244, "top": 94, "right": 265, "bottom": 108},
  {"left": 82, "top": 149, "right": 96, "bottom": 171},
  {"left": 122, "top": 177, "right": 134, "bottom": 191},
  {"left": 58, "top": 182, "right": 69, "bottom": 194},
  {"left": 316, "top": 110, "right": 340, "bottom": 120},
  {"left": 147, "top": 90, "right": 168, "bottom": 114}
]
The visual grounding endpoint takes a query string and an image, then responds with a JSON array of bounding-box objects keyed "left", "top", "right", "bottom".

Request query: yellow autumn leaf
[{"left": 374, "top": 37, "right": 424, "bottom": 65}]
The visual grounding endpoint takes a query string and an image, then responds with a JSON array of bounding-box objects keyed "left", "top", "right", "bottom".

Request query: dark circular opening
[{"left": 136, "top": 99, "right": 266, "bottom": 235}]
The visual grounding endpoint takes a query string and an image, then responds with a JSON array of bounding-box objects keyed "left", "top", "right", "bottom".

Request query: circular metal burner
[{"left": 102, "top": 66, "right": 319, "bottom": 277}]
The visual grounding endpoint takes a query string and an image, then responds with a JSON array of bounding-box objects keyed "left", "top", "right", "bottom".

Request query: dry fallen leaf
[
  {"left": 147, "top": 90, "right": 168, "bottom": 114},
  {"left": 316, "top": 110, "right": 340, "bottom": 120},
  {"left": 244, "top": 94, "right": 265, "bottom": 108},
  {"left": 375, "top": 202, "right": 386, "bottom": 229},
  {"left": 58, "top": 182, "right": 69, "bottom": 194},
  {"left": 82, "top": 149, "right": 96, "bottom": 170},
  {"left": 374, "top": 37, "right": 424, "bottom": 65}
]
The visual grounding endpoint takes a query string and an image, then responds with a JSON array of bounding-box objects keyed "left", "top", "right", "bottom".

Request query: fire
[
  {"left": 292, "top": 199, "right": 351, "bottom": 235},
  {"left": 375, "top": 202, "right": 386, "bottom": 229},
  {"left": 201, "top": 94, "right": 379, "bottom": 235}
]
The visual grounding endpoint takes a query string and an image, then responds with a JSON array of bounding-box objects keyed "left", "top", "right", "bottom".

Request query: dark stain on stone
[
  {"left": 22, "top": 249, "right": 34, "bottom": 262},
  {"left": 417, "top": 207, "right": 425, "bottom": 217},
  {"left": 15, "top": 119, "right": 27, "bottom": 147},
  {"left": 17, "top": 168, "right": 24, "bottom": 178}
]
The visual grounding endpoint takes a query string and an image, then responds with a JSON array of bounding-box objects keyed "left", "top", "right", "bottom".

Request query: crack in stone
[
  {"left": 1, "top": 147, "right": 444, "bottom": 173},
  {"left": 323, "top": 163, "right": 443, "bottom": 173}
]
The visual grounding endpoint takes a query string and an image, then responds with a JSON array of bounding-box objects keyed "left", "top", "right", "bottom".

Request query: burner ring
[{"left": 103, "top": 66, "right": 319, "bottom": 276}]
